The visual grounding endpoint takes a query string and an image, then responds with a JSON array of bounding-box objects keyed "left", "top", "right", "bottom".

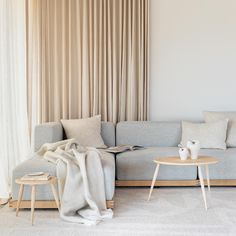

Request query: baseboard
[{"left": 9, "top": 199, "right": 114, "bottom": 209}]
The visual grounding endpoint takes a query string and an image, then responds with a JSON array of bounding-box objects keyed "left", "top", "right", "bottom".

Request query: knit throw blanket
[{"left": 37, "top": 139, "right": 113, "bottom": 225}]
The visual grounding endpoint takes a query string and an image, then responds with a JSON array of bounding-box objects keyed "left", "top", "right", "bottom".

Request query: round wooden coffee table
[
  {"left": 148, "top": 156, "right": 219, "bottom": 210},
  {"left": 15, "top": 176, "right": 60, "bottom": 225}
]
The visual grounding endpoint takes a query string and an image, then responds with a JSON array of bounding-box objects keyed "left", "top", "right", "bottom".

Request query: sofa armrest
[{"left": 33, "top": 122, "right": 63, "bottom": 151}]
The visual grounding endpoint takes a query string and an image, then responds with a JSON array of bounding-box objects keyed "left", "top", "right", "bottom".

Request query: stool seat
[{"left": 16, "top": 176, "right": 57, "bottom": 186}]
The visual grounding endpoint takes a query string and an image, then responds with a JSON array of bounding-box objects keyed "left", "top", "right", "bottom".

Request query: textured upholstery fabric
[
  {"left": 116, "top": 122, "right": 181, "bottom": 147},
  {"left": 203, "top": 111, "right": 236, "bottom": 148},
  {"left": 116, "top": 147, "right": 197, "bottom": 180},
  {"left": 200, "top": 148, "right": 236, "bottom": 179},
  {"left": 12, "top": 155, "right": 57, "bottom": 201},
  {"left": 99, "top": 151, "right": 115, "bottom": 201},
  {"left": 101, "top": 122, "right": 116, "bottom": 147},
  {"left": 12, "top": 152, "right": 115, "bottom": 201},
  {"left": 34, "top": 122, "right": 63, "bottom": 151},
  {"left": 61, "top": 115, "right": 106, "bottom": 148},
  {"left": 181, "top": 120, "right": 228, "bottom": 150}
]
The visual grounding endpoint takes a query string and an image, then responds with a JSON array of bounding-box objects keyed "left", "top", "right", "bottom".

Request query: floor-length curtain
[
  {"left": 0, "top": 0, "right": 30, "bottom": 199},
  {"left": 27, "top": 0, "right": 149, "bottom": 128}
]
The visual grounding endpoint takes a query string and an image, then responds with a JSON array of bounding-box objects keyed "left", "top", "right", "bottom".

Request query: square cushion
[
  {"left": 61, "top": 115, "right": 106, "bottom": 148},
  {"left": 181, "top": 120, "right": 228, "bottom": 150},
  {"left": 203, "top": 111, "right": 236, "bottom": 147}
]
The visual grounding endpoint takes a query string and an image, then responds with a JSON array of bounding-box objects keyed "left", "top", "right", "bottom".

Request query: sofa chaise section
[{"left": 10, "top": 122, "right": 116, "bottom": 209}]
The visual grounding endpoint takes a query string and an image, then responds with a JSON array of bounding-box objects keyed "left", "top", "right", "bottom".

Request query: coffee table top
[{"left": 154, "top": 156, "right": 219, "bottom": 166}]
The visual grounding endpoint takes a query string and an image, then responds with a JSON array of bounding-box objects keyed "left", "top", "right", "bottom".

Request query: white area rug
[{"left": 1, "top": 187, "right": 236, "bottom": 236}]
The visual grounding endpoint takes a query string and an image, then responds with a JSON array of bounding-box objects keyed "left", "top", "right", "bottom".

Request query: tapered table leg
[
  {"left": 31, "top": 185, "right": 36, "bottom": 225},
  {"left": 205, "top": 165, "right": 210, "bottom": 191},
  {"left": 16, "top": 184, "right": 24, "bottom": 216},
  {"left": 51, "top": 184, "right": 60, "bottom": 210},
  {"left": 198, "top": 165, "right": 207, "bottom": 210},
  {"left": 148, "top": 164, "right": 160, "bottom": 201}
]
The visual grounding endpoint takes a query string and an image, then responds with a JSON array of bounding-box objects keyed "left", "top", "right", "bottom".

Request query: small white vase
[
  {"left": 178, "top": 148, "right": 189, "bottom": 161},
  {"left": 187, "top": 140, "right": 200, "bottom": 160}
]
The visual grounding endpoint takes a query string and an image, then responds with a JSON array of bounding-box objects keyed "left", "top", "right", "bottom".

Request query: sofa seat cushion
[
  {"left": 199, "top": 148, "right": 236, "bottom": 179},
  {"left": 116, "top": 122, "right": 181, "bottom": 147},
  {"left": 12, "top": 152, "right": 115, "bottom": 201},
  {"left": 116, "top": 147, "right": 197, "bottom": 180}
]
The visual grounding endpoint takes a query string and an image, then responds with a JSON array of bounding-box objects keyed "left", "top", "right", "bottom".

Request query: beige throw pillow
[
  {"left": 203, "top": 111, "right": 236, "bottom": 147},
  {"left": 181, "top": 119, "right": 228, "bottom": 150},
  {"left": 61, "top": 115, "right": 106, "bottom": 148}
]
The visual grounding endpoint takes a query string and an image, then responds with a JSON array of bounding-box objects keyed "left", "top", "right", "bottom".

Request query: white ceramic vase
[
  {"left": 187, "top": 140, "right": 200, "bottom": 160},
  {"left": 178, "top": 148, "right": 189, "bottom": 161}
]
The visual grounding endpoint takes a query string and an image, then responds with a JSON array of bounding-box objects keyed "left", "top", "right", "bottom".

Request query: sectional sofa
[{"left": 10, "top": 121, "right": 236, "bottom": 209}]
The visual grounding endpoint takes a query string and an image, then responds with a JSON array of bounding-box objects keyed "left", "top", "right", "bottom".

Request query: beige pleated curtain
[{"left": 27, "top": 0, "right": 149, "bottom": 127}]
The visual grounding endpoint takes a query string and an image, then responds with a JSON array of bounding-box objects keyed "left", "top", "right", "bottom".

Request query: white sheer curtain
[{"left": 0, "top": 0, "right": 30, "bottom": 200}]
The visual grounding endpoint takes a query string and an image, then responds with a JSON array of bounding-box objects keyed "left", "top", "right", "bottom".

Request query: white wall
[{"left": 150, "top": 0, "right": 236, "bottom": 121}]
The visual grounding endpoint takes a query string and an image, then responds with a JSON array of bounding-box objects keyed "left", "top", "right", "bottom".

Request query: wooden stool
[{"left": 15, "top": 176, "right": 60, "bottom": 225}]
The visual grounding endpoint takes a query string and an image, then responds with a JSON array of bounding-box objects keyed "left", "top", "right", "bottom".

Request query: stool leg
[
  {"left": 50, "top": 184, "right": 60, "bottom": 211},
  {"left": 31, "top": 185, "right": 36, "bottom": 225},
  {"left": 16, "top": 184, "right": 24, "bottom": 216}
]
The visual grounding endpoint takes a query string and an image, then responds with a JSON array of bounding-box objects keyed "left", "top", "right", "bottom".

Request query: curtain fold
[
  {"left": 0, "top": 0, "right": 30, "bottom": 199},
  {"left": 27, "top": 0, "right": 149, "bottom": 127}
]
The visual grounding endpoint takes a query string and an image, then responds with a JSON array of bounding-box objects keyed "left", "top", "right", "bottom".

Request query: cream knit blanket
[{"left": 37, "top": 139, "right": 113, "bottom": 225}]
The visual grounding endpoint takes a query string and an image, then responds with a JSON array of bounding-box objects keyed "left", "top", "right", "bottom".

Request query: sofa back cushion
[
  {"left": 101, "top": 122, "right": 116, "bottom": 147},
  {"left": 34, "top": 121, "right": 115, "bottom": 151},
  {"left": 116, "top": 121, "right": 181, "bottom": 147},
  {"left": 34, "top": 122, "right": 63, "bottom": 151}
]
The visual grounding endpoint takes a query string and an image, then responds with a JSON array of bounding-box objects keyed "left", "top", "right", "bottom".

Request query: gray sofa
[{"left": 11, "top": 121, "right": 236, "bottom": 208}]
